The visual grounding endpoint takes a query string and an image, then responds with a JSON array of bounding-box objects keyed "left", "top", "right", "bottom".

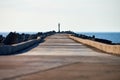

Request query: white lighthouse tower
[{"left": 58, "top": 23, "right": 60, "bottom": 33}]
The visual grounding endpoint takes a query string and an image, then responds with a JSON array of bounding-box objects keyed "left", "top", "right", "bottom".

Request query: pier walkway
[{"left": 0, "top": 34, "right": 120, "bottom": 80}]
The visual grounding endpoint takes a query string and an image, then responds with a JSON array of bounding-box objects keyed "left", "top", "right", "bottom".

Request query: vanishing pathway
[{"left": 0, "top": 34, "right": 120, "bottom": 80}]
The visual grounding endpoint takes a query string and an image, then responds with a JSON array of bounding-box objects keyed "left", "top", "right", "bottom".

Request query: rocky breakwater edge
[
  {"left": 0, "top": 31, "right": 56, "bottom": 55},
  {"left": 69, "top": 33, "right": 120, "bottom": 55}
]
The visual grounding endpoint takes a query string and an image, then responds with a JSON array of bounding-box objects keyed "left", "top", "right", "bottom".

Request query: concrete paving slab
[{"left": 0, "top": 33, "right": 120, "bottom": 80}]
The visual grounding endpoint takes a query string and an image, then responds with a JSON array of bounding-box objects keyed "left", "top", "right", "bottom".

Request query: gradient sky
[{"left": 0, "top": 0, "right": 120, "bottom": 32}]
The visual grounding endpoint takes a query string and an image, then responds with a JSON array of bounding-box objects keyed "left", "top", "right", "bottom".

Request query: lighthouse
[{"left": 58, "top": 23, "right": 60, "bottom": 33}]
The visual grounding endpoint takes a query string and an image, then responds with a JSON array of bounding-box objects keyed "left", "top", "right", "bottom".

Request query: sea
[
  {"left": 0, "top": 32, "right": 120, "bottom": 43},
  {"left": 77, "top": 32, "right": 120, "bottom": 43}
]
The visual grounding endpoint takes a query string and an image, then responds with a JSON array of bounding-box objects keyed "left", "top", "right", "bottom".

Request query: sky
[{"left": 0, "top": 0, "right": 120, "bottom": 32}]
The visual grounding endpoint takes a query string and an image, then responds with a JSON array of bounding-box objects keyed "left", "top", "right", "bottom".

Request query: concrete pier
[{"left": 0, "top": 34, "right": 120, "bottom": 80}]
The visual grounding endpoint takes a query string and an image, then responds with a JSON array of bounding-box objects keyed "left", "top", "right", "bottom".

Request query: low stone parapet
[
  {"left": 69, "top": 35, "right": 120, "bottom": 55},
  {"left": 0, "top": 39, "right": 40, "bottom": 55}
]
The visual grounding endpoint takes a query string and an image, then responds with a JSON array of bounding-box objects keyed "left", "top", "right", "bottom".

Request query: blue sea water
[
  {"left": 0, "top": 32, "right": 8, "bottom": 37},
  {"left": 0, "top": 32, "right": 120, "bottom": 43},
  {"left": 77, "top": 32, "right": 120, "bottom": 43}
]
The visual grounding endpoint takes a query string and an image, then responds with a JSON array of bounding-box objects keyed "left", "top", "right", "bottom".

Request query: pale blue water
[
  {"left": 0, "top": 32, "right": 120, "bottom": 43},
  {"left": 0, "top": 32, "right": 8, "bottom": 37},
  {"left": 77, "top": 32, "right": 120, "bottom": 43}
]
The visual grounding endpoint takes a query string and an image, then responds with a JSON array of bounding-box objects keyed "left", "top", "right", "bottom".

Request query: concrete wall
[
  {"left": 0, "top": 39, "right": 40, "bottom": 55},
  {"left": 69, "top": 35, "right": 120, "bottom": 55}
]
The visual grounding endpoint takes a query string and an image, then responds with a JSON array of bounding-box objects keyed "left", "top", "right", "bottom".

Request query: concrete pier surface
[{"left": 0, "top": 34, "right": 120, "bottom": 80}]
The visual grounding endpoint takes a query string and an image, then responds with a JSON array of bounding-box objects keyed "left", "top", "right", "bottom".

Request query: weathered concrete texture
[
  {"left": 20, "top": 34, "right": 113, "bottom": 56},
  {"left": 12, "top": 62, "right": 120, "bottom": 80},
  {"left": 0, "top": 34, "right": 120, "bottom": 80}
]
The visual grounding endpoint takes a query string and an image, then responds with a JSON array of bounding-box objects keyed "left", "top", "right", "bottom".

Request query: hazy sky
[{"left": 0, "top": 0, "right": 120, "bottom": 32}]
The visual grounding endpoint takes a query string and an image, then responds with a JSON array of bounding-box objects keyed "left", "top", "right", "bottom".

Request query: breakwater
[
  {"left": 69, "top": 35, "right": 120, "bottom": 55},
  {"left": 0, "top": 31, "right": 56, "bottom": 55},
  {"left": 0, "top": 39, "right": 41, "bottom": 55}
]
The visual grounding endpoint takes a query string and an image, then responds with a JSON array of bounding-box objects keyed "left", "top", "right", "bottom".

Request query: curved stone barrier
[
  {"left": 69, "top": 35, "right": 120, "bottom": 55},
  {"left": 0, "top": 39, "right": 40, "bottom": 55}
]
